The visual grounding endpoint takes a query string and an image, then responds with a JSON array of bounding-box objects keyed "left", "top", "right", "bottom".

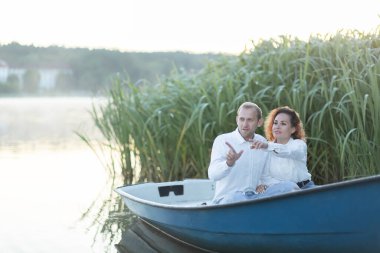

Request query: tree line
[{"left": 0, "top": 42, "right": 226, "bottom": 96}]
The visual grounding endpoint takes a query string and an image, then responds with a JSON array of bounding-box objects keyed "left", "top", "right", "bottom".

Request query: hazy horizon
[{"left": 1, "top": 0, "right": 379, "bottom": 55}]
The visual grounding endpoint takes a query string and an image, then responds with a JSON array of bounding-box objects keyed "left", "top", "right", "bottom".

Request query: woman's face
[{"left": 272, "top": 113, "right": 295, "bottom": 144}]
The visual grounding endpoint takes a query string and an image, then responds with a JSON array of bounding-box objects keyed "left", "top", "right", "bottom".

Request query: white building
[
  {"left": 0, "top": 59, "right": 72, "bottom": 90},
  {"left": 0, "top": 60, "right": 8, "bottom": 83},
  {"left": 38, "top": 69, "right": 62, "bottom": 90}
]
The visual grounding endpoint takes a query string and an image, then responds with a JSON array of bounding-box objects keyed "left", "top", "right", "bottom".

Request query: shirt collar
[{"left": 234, "top": 128, "right": 254, "bottom": 144}]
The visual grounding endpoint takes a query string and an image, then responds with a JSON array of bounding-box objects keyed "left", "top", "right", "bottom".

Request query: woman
[{"left": 251, "top": 106, "right": 314, "bottom": 195}]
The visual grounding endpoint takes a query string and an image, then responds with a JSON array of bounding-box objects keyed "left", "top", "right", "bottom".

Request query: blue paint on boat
[{"left": 115, "top": 175, "right": 380, "bottom": 253}]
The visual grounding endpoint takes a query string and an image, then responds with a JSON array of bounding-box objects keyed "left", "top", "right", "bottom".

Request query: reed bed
[{"left": 88, "top": 29, "right": 380, "bottom": 186}]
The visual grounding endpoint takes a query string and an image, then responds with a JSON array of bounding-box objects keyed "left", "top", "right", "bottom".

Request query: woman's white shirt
[{"left": 260, "top": 138, "right": 311, "bottom": 186}]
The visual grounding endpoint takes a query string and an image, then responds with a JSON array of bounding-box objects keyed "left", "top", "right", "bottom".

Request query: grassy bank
[{"left": 86, "top": 29, "right": 380, "bottom": 186}]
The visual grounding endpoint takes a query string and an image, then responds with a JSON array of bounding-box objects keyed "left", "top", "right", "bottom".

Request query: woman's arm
[{"left": 267, "top": 139, "right": 307, "bottom": 162}]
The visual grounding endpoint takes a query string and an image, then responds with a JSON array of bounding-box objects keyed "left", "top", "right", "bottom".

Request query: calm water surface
[{"left": 0, "top": 97, "right": 116, "bottom": 253}]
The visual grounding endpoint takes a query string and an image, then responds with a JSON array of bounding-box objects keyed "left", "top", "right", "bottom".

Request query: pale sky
[{"left": 0, "top": 0, "right": 379, "bottom": 54}]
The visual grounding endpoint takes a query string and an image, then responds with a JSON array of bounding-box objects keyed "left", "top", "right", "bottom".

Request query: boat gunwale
[{"left": 115, "top": 174, "right": 380, "bottom": 210}]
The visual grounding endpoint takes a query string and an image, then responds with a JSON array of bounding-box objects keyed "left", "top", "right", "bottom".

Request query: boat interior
[{"left": 117, "top": 179, "right": 215, "bottom": 206}]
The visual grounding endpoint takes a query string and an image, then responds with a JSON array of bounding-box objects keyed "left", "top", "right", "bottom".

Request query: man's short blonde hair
[{"left": 237, "top": 102, "right": 262, "bottom": 119}]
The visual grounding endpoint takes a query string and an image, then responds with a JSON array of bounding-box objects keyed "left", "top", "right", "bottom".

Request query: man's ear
[{"left": 258, "top": 118, "right": 264, "bottom": 127}]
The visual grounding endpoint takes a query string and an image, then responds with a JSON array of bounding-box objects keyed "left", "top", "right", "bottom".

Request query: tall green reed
[{"left": 86, "top": 29, "right": 380, "bottom": 186}]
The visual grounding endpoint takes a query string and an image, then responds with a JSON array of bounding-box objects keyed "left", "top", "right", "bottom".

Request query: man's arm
[{"left": 208, "top": 138, "right": 243, "bottom": 181}]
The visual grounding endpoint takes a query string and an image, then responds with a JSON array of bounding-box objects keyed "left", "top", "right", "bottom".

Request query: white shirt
[
  {"left": 260, "top": 138, "right": 311, "bottom": 186},
  {"left": 208, "top": 129, "right": 269, "bottom": 202}
]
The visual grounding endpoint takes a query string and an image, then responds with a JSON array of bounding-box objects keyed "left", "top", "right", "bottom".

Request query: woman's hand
[{"left": 249, "top": 140, "right": 268, "bottom": 149}]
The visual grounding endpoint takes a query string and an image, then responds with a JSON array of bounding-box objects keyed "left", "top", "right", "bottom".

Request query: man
[{"left": 208, "top": 102, "right": 269, "bottom": 204}]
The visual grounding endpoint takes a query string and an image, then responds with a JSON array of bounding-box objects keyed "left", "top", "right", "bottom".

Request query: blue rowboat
[{"left": 115, "top": 175, "right": 380, "bottom": 253}]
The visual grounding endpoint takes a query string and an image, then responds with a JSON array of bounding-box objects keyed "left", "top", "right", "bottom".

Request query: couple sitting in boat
[{"left": 208, "top": 102, "right": 315, "bottom": 205}]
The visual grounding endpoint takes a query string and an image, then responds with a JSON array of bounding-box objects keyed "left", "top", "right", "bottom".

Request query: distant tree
[
  {"left": 23, "top": 69, "right": 40, "bottom": 93},
  {"left": 0, "top": 43, "right": 224, "bottom": 95},
  {"left": 6, "top": 74, "right": 21, "bottom": 93},
  {"left": 0, "top": 74, "right": 21, "bottom": 94},
  {"left": 55, "top": 71, "right": 75, "bottom": 92}
]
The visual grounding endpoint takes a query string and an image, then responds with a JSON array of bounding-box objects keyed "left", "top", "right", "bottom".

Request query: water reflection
[
  {"left": 0, "top": 97, "right": 208, "bottom": 253},
  {"left": 116, "top": 218, "right": 212, "bottom": 253},
  {"left": 0, "top": 97, "right": 112, "bottom": 253}
]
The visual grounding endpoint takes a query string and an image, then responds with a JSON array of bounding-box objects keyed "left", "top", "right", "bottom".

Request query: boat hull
[{"left": 116, "top": 175, "right": 380, "bottom": 253}]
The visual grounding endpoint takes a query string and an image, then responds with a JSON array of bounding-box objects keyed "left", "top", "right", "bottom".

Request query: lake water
[{"left": 0, "top": 97, "right": 117, "bottom": 253}]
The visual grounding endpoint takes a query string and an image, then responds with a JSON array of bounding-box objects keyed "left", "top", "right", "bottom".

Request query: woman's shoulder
[{"left": 289, "top": 138, "right": 307, "bottom": 148}]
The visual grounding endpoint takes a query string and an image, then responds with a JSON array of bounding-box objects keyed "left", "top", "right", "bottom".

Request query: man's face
[{"left": 236, "top": 107, "right": 262, "bottom": 140}]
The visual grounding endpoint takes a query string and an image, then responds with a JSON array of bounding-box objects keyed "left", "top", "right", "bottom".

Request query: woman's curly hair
[{"left": 264, "top": 106, "right": 306, "bottom": 142}]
